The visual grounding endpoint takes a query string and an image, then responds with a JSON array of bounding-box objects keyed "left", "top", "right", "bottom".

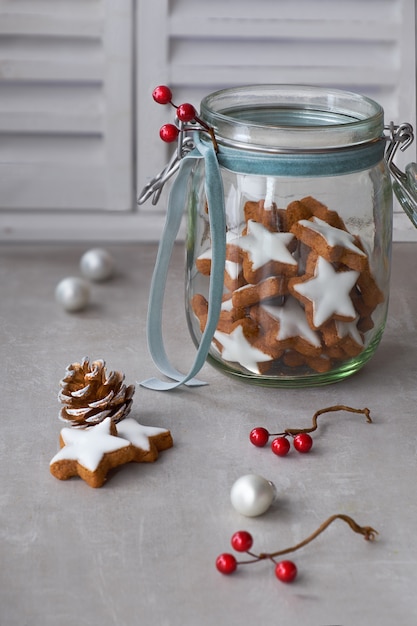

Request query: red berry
[
  {"left": 152, "top": 85, "right": 172, "bottom": 105},
  {"left": 159, "top": 124, "right": 179, "bottom": 143},
  {"left": 293, "top": 433, "right": 313, "bottom": 453},
  {"left": 216, "top": 553, "right": 237, "bottom": 575},
  {"left": 271, "top": 436, "right": 291, "bottom": 457},
  {"left": 275, "top": 560, "right": 298, "bottom": 583},
  {"left": 249, "top": 427, "right": 270, "bottom": 447},
  {"left": 231, "top": 531, "right": 253, "bottom": 552},
  {"left": 177, "top": 102, "right": 196, "bottom": 122}
]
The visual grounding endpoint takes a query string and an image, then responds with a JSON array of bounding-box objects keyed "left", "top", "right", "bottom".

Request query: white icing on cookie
[
  {"left": 116, "top": 418, "right": 168, "bottom": 452},
  {"left": 261, "top": 297, "right": 321, "bottom": 347},
  {"left": 228, "top": 220, "right": 297, "bottom": 270},
  {"left": 221, "top": 297, "right": 233, "bottom": 312},
  {"left": 335, "top": 317, "right": 364, "bottom": 345},
  {"left": 225, "top": 259, "right": 242, "bottom": 280},
  {"left": 299, "top": 217, "right": 366, "bottom": 257},
  {"left": 197, "top": 232, "right": 244, "bottom": 272},
  {"left": 214, "top": 325, "right": 273, "bottom": 374},
  {"left": 50, "top": 416, "right": 130, "bottom": 472},
  {"left": 293, "top": 257, "right": 359, "bottom": 328}
]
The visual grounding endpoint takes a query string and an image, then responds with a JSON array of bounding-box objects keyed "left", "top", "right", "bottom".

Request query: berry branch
[
  {"left": 250, "top": 404, "right": 372, "bottom": 456},
  {"left": 282, "top": 405, "right": 372, "bottom": 437},
  {"left": 216, "top": 514, "right": 378, "bottom": 583},
  {"left": 260, "top": 513, "right": 377, "bottom": 559},
  {"left": 152, "top": 85, "right": 218, "bottom": 152}
]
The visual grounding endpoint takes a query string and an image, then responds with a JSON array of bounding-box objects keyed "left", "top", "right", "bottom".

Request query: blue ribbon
[
  {"left": 214, "top": 138, "right": 386, "bottom": 177},
  {"left": 140, "top": 138, "right": 226, "bottom": 390}
]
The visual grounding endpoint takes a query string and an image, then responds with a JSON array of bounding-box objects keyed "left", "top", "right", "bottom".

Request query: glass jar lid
[{"left": 199, "top": 85, "right": 384, "bottom": 153}]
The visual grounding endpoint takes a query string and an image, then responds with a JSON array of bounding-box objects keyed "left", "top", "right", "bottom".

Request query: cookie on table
[
  {"left": 50, "top": 416, "right": 134, "bottom": 488},
  {"left": 116, "top": 418, "right": 173, "bottom": 463}
]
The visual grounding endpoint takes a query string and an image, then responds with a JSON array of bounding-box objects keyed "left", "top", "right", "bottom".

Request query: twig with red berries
[
  {"left": 216, "top": 514, "right": 378, "bottom": 583},
  {"left": 250, "top": 404, "right": 372, "bottom": 456},
  {"left": 152, "top": 85, "right": 218, "bottom": 152}
]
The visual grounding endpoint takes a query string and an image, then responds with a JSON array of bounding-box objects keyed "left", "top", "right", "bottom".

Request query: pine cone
[{"left": 58, "top": 357, "right": 135, "bottom": 427}]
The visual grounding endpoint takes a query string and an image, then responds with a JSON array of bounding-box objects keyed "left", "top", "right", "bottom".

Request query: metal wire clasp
[
  {"left": 137, "top": 135, "right": 195, "bottom": 206},
  {"left": 385, "top": 122, "right": 414, "bottom": 175},
  {"left": 385, "top": 121, "right": 417, "bottom": 228}
]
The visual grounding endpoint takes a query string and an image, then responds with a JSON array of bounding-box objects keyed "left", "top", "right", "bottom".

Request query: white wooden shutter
[
  {"left": 137, "top": 0, "right": 417, "bottom": 241},
  {"left": 0, "top": 0, "right": 133, "bottom": 213}
]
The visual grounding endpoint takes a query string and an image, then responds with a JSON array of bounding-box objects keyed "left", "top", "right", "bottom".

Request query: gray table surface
[{"left": 1, "top": 241, "right": 416, "bottom": 626}]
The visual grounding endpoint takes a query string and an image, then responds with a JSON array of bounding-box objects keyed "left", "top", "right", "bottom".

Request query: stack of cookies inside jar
[{"left": 190, "top": 193, "right": 384, "bottom": 378}]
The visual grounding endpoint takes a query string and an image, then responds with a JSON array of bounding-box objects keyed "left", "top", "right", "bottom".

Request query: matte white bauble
[
  {"left": 55, "top": 277, "right": 90, "bottom": 312},
  {"left": 80, "top": 248, "right": 114, "bottom": 282},
  {"left": 230, "top": 474, "right": 276, "bottom": 517}
]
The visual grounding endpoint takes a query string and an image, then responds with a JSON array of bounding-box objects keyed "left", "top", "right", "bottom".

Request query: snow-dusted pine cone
[{"left": 58, "top": 357, "right": 135, "bottom": 427}]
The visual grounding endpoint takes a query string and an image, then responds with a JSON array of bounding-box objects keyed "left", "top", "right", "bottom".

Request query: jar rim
[{"left": 199, "top": 84, "right": 385, "bottom": 152}]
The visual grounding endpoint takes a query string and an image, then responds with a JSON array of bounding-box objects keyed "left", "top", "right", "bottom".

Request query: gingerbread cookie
[
  {"left": 116, "top": 418, "right": 173, "bottom": 462},
  {"left": 243, "top": 199, "right": 284, "bottom": 232},
  {"left": 289, "top": 256, "right": 359, "bottom": 329},
  {"left": 50, "top": 417, "right": 134, "bottom": 488},
  {"left": 227, "top": 220, "right": 297, "bottom": 284},
  {"left": 213, "top": 318, "right": 278, "bottom": 375},
  {"left": 195, "top": 248, "right": 212, "bottom": 276},
  {"left": 290, "top": 217, "right": 367, "bottom": 271},
  {"left": 196, "top": 247, "right": 246, "bottom": 292},
  {"left": 191, "top": 194, "right": 385, "bottom": 376},
  {"left": 191, "top": 293, "right": 246, "bottom": 334},
  {"left": 251, "top": 297, "right": 322, "bottom": 357},
  {"left": 232, "top": 275, "right": 288, "bottom": 309},
  {"left": 283, "top": 199, "right": 314, "bottom": 231}
]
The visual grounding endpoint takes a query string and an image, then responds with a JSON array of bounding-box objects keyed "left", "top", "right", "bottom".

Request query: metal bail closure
[
  {"left": 137, "top": 135, "right": 195, "bottom": 206},
  {"left": 385, "top": 122, "right": 417, "bottom": 228}
]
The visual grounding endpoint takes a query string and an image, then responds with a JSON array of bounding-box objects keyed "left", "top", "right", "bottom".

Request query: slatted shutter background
[
  {"left": 0, "top": 0, "right": 133, "bottom": 213},
  {"left": 138, "top": 0, "right": 417, "bottom": 241},
  {"left": 0, "top": 0, "right": 415, "bottom": 240}
]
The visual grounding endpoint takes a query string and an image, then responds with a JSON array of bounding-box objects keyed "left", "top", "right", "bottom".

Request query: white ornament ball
[
  {"left": 80, "top": 248, "right": 114, "bottom": 282},
  {"left": 55, "top": 277, "right": 90, "bottom": 312},
  {"left": 230, "top": 474, "right": 276, "bottom": 517}
]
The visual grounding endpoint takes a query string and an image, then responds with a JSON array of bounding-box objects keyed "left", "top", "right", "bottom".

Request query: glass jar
[
  {"left": 184, "top": 85, "right": 395, "bottom": 387},
  {"left": 139, "top": 84, "right": 417, "bottom": 391}
]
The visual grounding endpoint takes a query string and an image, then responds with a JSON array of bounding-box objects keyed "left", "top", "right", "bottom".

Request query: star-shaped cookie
[
  {"left": 227, "top": 220, "right": 297, "bottom": 283},
  {"left": 50, "top": 416, "right": 134, "bottom": 488},
  {"left": 214, "top": 321, "right": 276, "bottom": 374},
  {"left": 291, "top": 217, "right": 367, "bottom": 271},
  {"left": 253, "top": 296, "right": 322, "bottom": 356},
  {"left": 116, "top": 418, "right": 173, "bottom": 462},
  {"left": 289, "top": 256, "right": 359, "bottom": 329}
]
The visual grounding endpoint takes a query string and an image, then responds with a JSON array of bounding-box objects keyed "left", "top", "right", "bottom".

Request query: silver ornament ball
[
  {"left": 230, "top": 474, "right": 276, "bottom": 517},
  {"left": 55, "top": 276, "right": 90, "bottom": 312},
  {"left": 80, "top": 248, "right": 114, "bottom": 282}
]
